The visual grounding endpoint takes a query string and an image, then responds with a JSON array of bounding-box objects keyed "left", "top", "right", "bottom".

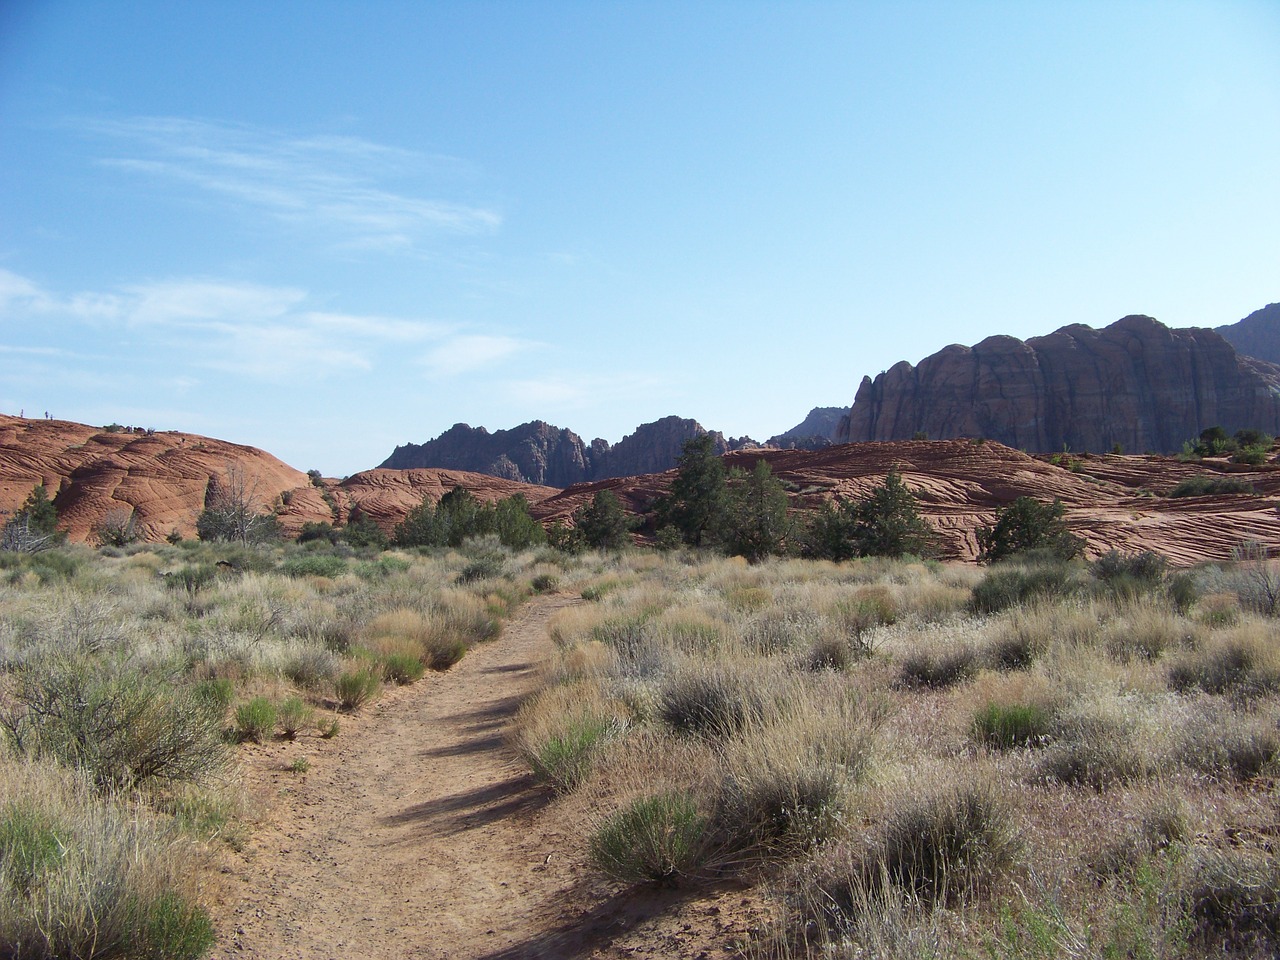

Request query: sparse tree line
[{"left": 0, "top": 443, "right": 1095, "bottom": 568}]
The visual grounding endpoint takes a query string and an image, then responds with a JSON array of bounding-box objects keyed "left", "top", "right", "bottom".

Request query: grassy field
[
  {"left": 0, "top": 536, "right": 577, "bottom": 959},
  {"left": 2, "top": 535, "right": 1278, "bottom": 958},
  {"left": 517, "top": 548, "right": 1280, "bottom": 958}
]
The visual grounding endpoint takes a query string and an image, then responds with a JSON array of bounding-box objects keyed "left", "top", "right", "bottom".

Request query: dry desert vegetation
[{"left": 1, "top": 533, "right": 1279, "bottom": 958}]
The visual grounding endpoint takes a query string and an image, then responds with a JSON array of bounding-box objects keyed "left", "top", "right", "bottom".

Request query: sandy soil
[{"left": 211, "top": 594, "right": 762, "bottom": 960}]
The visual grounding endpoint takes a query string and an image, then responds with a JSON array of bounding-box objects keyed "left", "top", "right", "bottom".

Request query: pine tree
[
  {"left": 654, "top": 434, "right": 727, "bottom": 547},
  {"left": 720, "top": 460, "right": 791, "bottom": 562}
]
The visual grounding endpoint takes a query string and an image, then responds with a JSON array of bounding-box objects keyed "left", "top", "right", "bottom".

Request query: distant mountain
[
  {"left": 1216, "top": 303, "right": 1280, "bottom": 366},
  {"left": 380, "top": 415, "right": 758, "bottom": 487},
  {"left": 837, "top": 314, "right": 1280, "bottom": 453},
  {"left": 767, "top": 407, "right": 845, "bottom": 450}
]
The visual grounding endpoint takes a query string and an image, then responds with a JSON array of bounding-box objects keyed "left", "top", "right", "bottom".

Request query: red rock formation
[
  {"left": 533, "top": 439, "right": 1280, "bottom": 565},
  {"left": 840, "top": 316, "right": 1280, "bottom": 454},
  {"left": 0, "top": 415, "right": 556, "bottom": 544}
]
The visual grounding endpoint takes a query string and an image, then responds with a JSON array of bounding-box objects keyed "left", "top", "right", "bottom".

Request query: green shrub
[
  {"left": 589, "top": 792, "right": 711, "bottom": 885},
  {"left": 969, "top": 562, "right": 1084, "bottom": 615},
  {"left": 334, "top": 667, "right": 381, "bottom": 711},
  {"left": 1090, "top": 550, "right": 1168, "bottom": 598},
  {"left": 530, "top": 572, "right": 560, "bottom": 593},
  {"left": 1, "top": 658, "right": 227, "bottom": 790},
  {"left": 380, "top": 652, "right": 426, "bottom": 684},
  {"left": 132, "top": 890, "right": 216, "bottom": 960},
  {"left": 976, "top": 498, "right": 1081, "bottom": 564},
  {"left": 276, "top": 696, "right": 313, "bottom": 740},
  {"left": 1038, "top": 714, "right": 1147, "bottom": 791},
  {"left": 525, "top": 715, "right": 616, "bottom": 793},
  {"left": 457, "top": 550, "right": 506, "bottom": 583},
  {"left": 1168, "top": 637, "right": 1280, "bottom": 701},
  {"left": 1169, "top": 474, "right": 1255, "bottom": 498},
  {"left": 280, "top": 553, "right": 347, "bottom": 578},
  {"left": 424, "top": 636, "right": 468, "bottom": 671},
  {"left": 234, "top": 697, "right": 277, "bottom": 743},
  {"left": 0, "top": 802, "right": 63, "bottom": 895},
  {"left": 971, "top": 702, "right": 1054, "bottom": 749},
  {"left": 283, "top": 647, "right": 341, "bottom": 688}
]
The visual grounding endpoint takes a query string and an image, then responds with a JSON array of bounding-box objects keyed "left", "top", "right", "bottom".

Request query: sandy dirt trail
[
  {"left": 212, "top": 592, "right": 757, "bottom": 960},
  {"left": 213, "top": 594, "right": 594, "bottom": 959}
]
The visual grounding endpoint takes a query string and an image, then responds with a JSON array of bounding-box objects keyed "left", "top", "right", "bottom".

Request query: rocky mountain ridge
[
  {"left": 838, "top": 314, "right": 1280, "bottom": 453},
  {"left": 380, "top": 415, "right": 759, "bottom": 487},
  {"left": 1216, "top": 302, "right": 1280, "bottom": 366}
]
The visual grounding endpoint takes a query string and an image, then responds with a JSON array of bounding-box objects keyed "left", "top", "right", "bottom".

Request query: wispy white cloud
[
  {"left": 79, "top": 116, "right": 501, "bottom": 252},
  {"left": 0, "top": 269, "right": 521, "bottom": 383},
  {"left": 421, "top": 334, "right": 528, "bottom": 377}
]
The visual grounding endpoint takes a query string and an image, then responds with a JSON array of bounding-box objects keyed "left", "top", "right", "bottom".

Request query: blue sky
[{"left": 2, "top": 1, "right": 1278, "bottom": 476}]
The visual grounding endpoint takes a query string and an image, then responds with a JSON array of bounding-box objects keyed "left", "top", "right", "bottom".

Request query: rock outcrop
[
  {"left": 380, "top": 415, "right": 754, "bottom": 487},
  {"left": 768, "top": 407, "right": 845, "bottom": 449},
  {"left": 532, "top": 438, "right": 1280, "bottom": 565},
  {"left": 838, "top": 315, "right": 1280, "bottom": 453},
  {"left": 1217, "top": 303, "right": 1280, "bottom": 366}
]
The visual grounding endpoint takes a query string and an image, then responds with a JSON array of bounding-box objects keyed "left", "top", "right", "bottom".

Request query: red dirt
[{"left": 211, "top": 594, "right": 763, "bottom": 960}]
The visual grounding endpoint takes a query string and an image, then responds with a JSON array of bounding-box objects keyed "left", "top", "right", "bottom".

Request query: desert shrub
[
  {"left": 191, "top": 677, "right": 234, "bottom": 714},
  {"left": 1, "top": 658, "right": 227, "bottom": 790},
  {"left": 380, "top": 651, "right": 425, "bottom": 684},
  {"left": 812, "top": 781, "right": 1019, "bottom": 915},
  {"left": 1038, "top": 711, "right": 1147, "bottom": 791},
  {"left": 1090, "top": 549, "right": 1168, "bottom": 599},
  {"left": 234, "top": 697, "right": 277, "bottom": 743},
  {"left": 1169, "top": 474, "right": 1255, "bottom": 498},
  {"left": 1227, "top": 540, "right": 1280, "bottom": 616},
  {"left": 276, "top": 696, "right": 313, "bottom": 740},
  {"left": 590, "top": 615, "right": 661, "bottom": 677},
  {"left": 282, "top": 646, "right": 341, "bottom": 688},
  {"left": 971, "top": 701, "right": 1054, "bottom": 749},
  {"left": 1102, "top": 602, "right": 1185, "bottom": 662},
  {"left": 530, "top": 572, "right": 559, "bottom": 593},
  {"left": 588, "top": 791, "right": 712, "bottom": 885},
  {"left": 0, "top": 762, "right": 215, "bottom": 960},
  {"left": 1168, "top": 630, "right": 1280, "bottom": 701},
  {"left": 658, "top": 663, "right": 763, "bottom": 738},
  {"left": 457, "top": 549, "right": 506, "bottom": 584},
  {"left": 333, "top": 667, "right": 381, "bottom": 711},
  {"left": 1187, "top": 848, "right": 1280, "bottom": 955},
  {"left": 968, "top": 561, "right": 1084, "bottom": 614},
  {"left": 1166, "top": 571, "right": 1201, "bottom": 614},
  {"left": 1176, "top": 701, "right": 1280, "bottom": 781},
  {"left": 897, "top": 643, "right": 980, "bottom": 690},
  {"left": 280, "top": 553, "right": 346, "bottom": 579},
  {"left": 717, "top": 692, "right": 879, "bottom": 855}
]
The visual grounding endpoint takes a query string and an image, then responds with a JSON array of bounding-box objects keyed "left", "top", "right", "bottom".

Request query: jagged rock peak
[
  {"left": 1217, "top": 303, "right": 1280, "bottom": 366},
  {"left": 380, "top": 415, "right": 758, "bottom": 487},
  {"left": 768, "top": 407, "right": 846, "bottom": 449},
  {"left": 838, "top": 313, "right": 1280, "bottom": 454}
]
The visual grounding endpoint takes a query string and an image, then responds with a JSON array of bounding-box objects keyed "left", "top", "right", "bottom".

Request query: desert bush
[
  {"left": 333, "top": 667, "right": 381, "bottom": 711},
  {"left": 1227, "top": 540, "right": 1280, "bottom": 617},
  {"left": 1168, "top": 475, "right": 1256, "bottom": 498},
  {"left": 717, "top": 689, "right": 880, "bottom": 855},
  {"left": 1, "top": 657, "right": 227, "bottom": 790},
  {"left": 969, "top": 561, "right": 1085, "bottom": 614},
  {"left": 530, "top": 572, "right": 559, "bottom": 593},
  {"left": 1168, "top": 627, "right": 1280, "bottom": 701},
  {"left": 1187, "top": 847, "right": 1280, "bottom": 955},
  {"left": 971, "top": 701, "right": 1054, "bottom": 749},
  {"left": 976, "top": 497, "right": 1081, "bottom": 564},
  {"left": 1038, "top": 709, "right": 1148, "bottom": 790},
  {"left": 234, "top": 697, "right": 277, "bottom": 743},
  {"left": 457, "top": 549, "right": 506, "bottom": 583},
  {"left": 282, "top": 646, "right": 341, "bottom": 688},
  {"left": 280, "top": 553, "right": 347, "bottom": 579},
  {"left": 380, "top": 651, "right": 426, "bottom": 684},
  {"left": 658, "top": 662, "right": 764, "bottom": 738},
  {"left": 588, "top": 791, "right": 712, "bottom": 885},
  {"left": 0, "top": 759, "right": 215, "bottom": 960},
  {"left": 897, "top": 643, "right": 980, "bottom": 689},
  {"left": 516, "top": 685, "right": 624, "bottom": 794},
  {"left": 1175, "top": 700, "right": 1279, "bottom": 781},
  {"left": 276, "top": 696, "right": 313, "bottom": 740},
  {"left": 1102, "top": 601, "right": 1186, "bottom": 662},
  {"left": 1090, "top": 549, "right": 1168, "bottom": 599}
]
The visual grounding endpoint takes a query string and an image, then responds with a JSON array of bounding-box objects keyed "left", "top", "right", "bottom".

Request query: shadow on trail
[
  {"left": 468, "top": 881, "right": 720, "bottom": 960},
  {"left": 379, "top": 773, "right": 549, "bottom": 838}
]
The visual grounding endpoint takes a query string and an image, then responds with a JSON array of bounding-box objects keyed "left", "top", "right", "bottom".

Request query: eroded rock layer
[{"left": 839, "top": 315, "right": 1280, "bottom": 453}]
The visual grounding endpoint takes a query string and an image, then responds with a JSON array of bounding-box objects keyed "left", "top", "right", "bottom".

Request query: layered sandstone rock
[{"left": 839, "top": 315, "right": 1280, "bottom": 453}]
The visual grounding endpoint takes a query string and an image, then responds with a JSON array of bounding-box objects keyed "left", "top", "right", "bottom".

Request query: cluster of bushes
[
  {"left": 1182, "top": 426, "right": 1274, "bottom": 465},
  {"left": 513, "top": 541, "right": 1280, "bottom": 956},
  {"left": 393, "top": 488, "right": 545, "bottom": 550}
]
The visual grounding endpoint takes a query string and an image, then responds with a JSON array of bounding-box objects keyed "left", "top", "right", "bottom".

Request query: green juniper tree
[
  {"left": 719, "top": 460, "right": 791, "bottom": 562},
  {"left": 654, "top": 434, "right": 727, "bottom": 547},
  {"left": 572, "top": 490, "right": 634, "bottom": 550}
]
